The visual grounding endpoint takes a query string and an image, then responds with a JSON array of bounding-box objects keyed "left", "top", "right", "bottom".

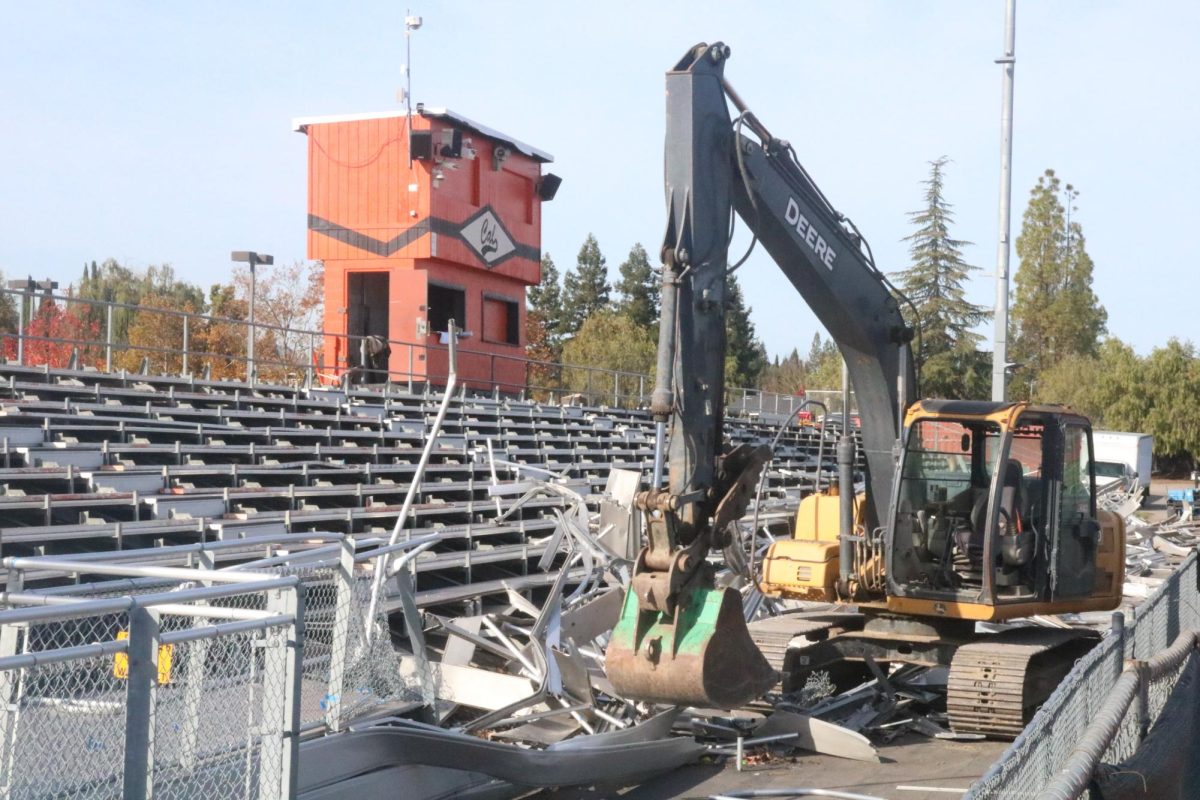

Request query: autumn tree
[
  {"left": 3, "top": 298, "right": 98, "bottom": 369},
  {"left": 615, "top": 243, "right": 659, "bottom": 328},
  {"left": 77, "top": 260, "right": 205, "bottom": 346},
  {"left": 524, "top": 308, "right": 562, "bottom": 400},
  {"left": 1011, "top": 170, "right": 1107, "bottom": 394},
  {"left": 115, "top": 291, "right": 201, "bottom": 374},
  {"left": 196, "top": 284, "right": 250, "bottom": 381},
  {"left": 231, "top": 260, "right": 324, "bottom": 382},
  {"left": 561, "top": 234, "right": 610, "bottom": 337}
]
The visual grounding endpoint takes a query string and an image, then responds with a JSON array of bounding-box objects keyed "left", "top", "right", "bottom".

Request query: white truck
[{"left": 1092, "top": 430, "right": 1154, "bottom": 498}]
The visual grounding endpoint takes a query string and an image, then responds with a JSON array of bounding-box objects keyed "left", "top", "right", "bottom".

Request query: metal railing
[
  {"left": 966, "top": 551, "right": 1200, "bottom": 799},
  {"left": 0, "top": 287, "right": 849, "bottom": 412}
]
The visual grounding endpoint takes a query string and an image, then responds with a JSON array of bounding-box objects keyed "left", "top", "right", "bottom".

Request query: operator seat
[{"left": 959, "top": 459, "right": 1030, "bottom": 573}]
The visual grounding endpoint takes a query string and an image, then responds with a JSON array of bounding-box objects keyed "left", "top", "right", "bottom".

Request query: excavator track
[{"left": 947, "top": 627, "right": 1099, "bottom": 738}]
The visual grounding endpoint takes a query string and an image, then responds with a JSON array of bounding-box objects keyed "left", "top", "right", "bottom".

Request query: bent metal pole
[{"left": 365, "top": 319, "right": 459, "bottom": 640}]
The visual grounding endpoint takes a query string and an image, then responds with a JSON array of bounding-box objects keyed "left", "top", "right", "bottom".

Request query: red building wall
[{"left": 295, "top": 109, "right": 552, "bottom": 388}]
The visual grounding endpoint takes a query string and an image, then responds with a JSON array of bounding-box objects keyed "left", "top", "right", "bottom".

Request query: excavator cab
[{"left": 885, "top": 401, "right": 1124, "bottom": 620}]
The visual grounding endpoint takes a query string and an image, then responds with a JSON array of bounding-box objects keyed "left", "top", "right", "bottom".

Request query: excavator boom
[{"left": 606, "top": 42, "right": 912, "bottom": 708}]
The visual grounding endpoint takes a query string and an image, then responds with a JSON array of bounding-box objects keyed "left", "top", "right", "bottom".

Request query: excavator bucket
[{"left": 605, "top": 583, "right": 777, "bottom": 708}]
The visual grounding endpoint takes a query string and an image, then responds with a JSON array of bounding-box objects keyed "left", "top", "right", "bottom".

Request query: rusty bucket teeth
[{"left": 605, "top": 584, "right": 778, "bottom": 709}]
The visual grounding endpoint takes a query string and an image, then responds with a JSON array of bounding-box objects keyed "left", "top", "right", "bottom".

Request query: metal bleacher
[{"left": 0, "top": 362, "right": 859, "bottom": 616}]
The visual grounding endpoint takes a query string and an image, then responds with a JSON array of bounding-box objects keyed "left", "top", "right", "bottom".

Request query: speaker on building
[
  {"left": 537, "top": 173, "right": 563, "bottom": 202},
  {"left": 410, "top": 130, "right": 434, "bottom": 160}
]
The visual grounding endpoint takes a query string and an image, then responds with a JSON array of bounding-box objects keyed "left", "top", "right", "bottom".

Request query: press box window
[
  {"left": 427, "top": 284, "right": 466, "bottom": 334},
  {"left": 482, "top": 295, "right": 520, "bottom": 346}
]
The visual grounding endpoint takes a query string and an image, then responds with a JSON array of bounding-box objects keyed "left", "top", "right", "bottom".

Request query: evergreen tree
[
  {"left": 561, "top": 309, "right": 657, "bottom": 405},
  {"left": 527, "top": 253, "right": 565, "bottom": 341},
  {"left": 1011, "top": 170, "right": 1107, "bottom": 390},
  {"left": 1141, "top": 340, "right": 1200, "bottom": 470},
  {"left": 806, "top": 334, "right": 843, "bottom": 390},
  {"left": 894, "top": 157, "right": 989, "bottom": 398},
  {"left": 561, "top": 234, "right": 610, "bottom": 336},
  {"left": 615, "top": 243, "right": 659, "bottom": 328},
  {"left": 760, "top": 348, "right": 807, "bottom": 395},
  {"left": 723, "top": 273, "right": 767, "bottom": 388}
]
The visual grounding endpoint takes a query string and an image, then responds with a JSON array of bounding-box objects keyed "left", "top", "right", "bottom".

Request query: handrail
[
  {"left": 1037, "top": 630, "right": 1200, "bottom": 800},
  {"left": 0, "top": 285, "right": 852, "bottom": 411}
]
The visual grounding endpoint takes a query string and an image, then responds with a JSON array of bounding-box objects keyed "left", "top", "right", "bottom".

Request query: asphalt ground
[{"left": 539, "top": 733, "right": 1008, "bottom": 800}]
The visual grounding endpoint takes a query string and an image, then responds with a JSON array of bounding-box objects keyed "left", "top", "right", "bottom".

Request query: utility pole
[{"left": 991, "top": 0, "right": 1017, "bottom": 402}]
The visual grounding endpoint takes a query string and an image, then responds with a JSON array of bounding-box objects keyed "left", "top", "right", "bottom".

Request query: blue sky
[{"left": 1, "top": 2, "right": 1195, "bottom": 360}]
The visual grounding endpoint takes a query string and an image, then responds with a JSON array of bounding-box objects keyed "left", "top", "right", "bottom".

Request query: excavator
[{"left": 605, "top": 42, "right": 1125, "bottom": 737}]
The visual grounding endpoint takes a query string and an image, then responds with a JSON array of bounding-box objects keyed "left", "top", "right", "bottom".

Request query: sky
[{"left": 2, "top": 1, "right": 1196, "bottom": 361}]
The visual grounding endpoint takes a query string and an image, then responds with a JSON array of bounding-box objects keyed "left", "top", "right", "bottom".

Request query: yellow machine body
[{"left": 759, "top": 491, "right": 864, "bottom": 601}]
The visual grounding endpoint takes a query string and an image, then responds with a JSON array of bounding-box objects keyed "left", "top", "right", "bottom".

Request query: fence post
[
  {"left": 259, "top": 586, "right": 303, "bottom": 800},
  {"left": 181, "top": 314, "right": 190, "bottom": 376},
  {"left": 104, "top": 304, "right": 114, "bottom": 373},
  {"left": 1112, "top": 610, "right": 1127, "bottom": 668},
  {"left": 122, "top": 605, "right": 159, "bottom": 800},
  {"left": 308, "top": 331, "right": 316, "bottom": 387},
  {"left": 15, "top": 295, "right": 24, "bottom": 366},
  {"left": 613, "top": 370, "right": 619, "bottom": 407},
  {"left": 178, "top": 549, "right": 215, "bottom": 776},
  {"left": 0, "top": 621, "right": 23, "bottom": 794},
  {"left": 586, "top": 369, "right": 593, "bottom": 404},
  {"left": 1131, "top": 659, "right": 1150, "bottom": 742},
  {"left": 407, "top": 346, "right": 415, "bottom": 393},
  {"left": 639, "top": 374, "right": 645, "bottom": 404},
  {"left": 325, "top": 537, "right": 356, "bottom": 733}
]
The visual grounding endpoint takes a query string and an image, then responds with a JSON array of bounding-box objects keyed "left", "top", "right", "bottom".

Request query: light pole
[
  {"left": 991, "top": 0, "right": 1017, "bottom": 402},
  {"left": 231, "top": 251, "right": 273, "bottom": 384}
]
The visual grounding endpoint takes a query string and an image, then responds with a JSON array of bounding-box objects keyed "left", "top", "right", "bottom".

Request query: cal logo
[{"left": 460, "top": 207, "right": 515, "bottom": 267}]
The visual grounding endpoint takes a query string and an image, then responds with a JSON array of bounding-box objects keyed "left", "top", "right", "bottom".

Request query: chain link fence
[
  {"left": 0, "top": 570, "right": 303, "bottom": 800},
  {"left": 0, "top": 536, "right": 427, "bottom": 799},
  {"left": 967, "top": 552, "right": 1200, "bottom": 799}
]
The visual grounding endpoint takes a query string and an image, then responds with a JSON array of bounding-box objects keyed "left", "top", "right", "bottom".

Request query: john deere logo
[{"left": 460, "top": 207, "right": 515, "bottom": 267}]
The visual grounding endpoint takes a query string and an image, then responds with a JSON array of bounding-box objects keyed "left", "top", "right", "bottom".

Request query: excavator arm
[{"left": 606, "top": 42, "right": 915, "bottom": 708}]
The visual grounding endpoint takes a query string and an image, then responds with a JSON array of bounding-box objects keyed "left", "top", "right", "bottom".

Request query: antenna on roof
[{"left": 402, "top": 10, "right": 423, "bottom": 166}]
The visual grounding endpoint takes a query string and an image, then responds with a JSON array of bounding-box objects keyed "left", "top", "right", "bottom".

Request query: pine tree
[
  {"left": 561, "top": 234, "right": 610, "bottom": 336},
  {"left": 723, "top": 273, "right": 767, "bottom": 388},
  {"left": 894, "top": 157, "right": 989, "bottom": 398},
  {"left": 527, "top": 253, "right": 565, "bottom": 341},
  {"left": 806, "top": 334, "right": 843, "bottom": 390},
  {"left": 760, "top": 348, "right": 807, "bottom": 395},
  {"left": 615, "top": 243, "right": 659, "bottom": 328},
  {"left": 1011, "top": 170, "right": 1107, "bottom": 388}
]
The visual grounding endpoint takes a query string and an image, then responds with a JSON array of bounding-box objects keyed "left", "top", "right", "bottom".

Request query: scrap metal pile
[
  {"left": 298, "top": 473, "right": 1200, "bottom": 799},
  {"left": 1120, "top": 485, "right": 1200, "bottom": 604},
  {"left": 299, "top": 471, "right": 922, "bottom": 800}
]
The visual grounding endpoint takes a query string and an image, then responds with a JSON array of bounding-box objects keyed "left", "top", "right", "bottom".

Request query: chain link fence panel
[{"left": 967, "top": 551, "right": 1200, "bottom": 799}]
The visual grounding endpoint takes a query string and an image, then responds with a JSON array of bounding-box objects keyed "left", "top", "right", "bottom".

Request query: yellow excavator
[{"left": 605, "top": 42, "right": 1125, "bottom": 737}]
